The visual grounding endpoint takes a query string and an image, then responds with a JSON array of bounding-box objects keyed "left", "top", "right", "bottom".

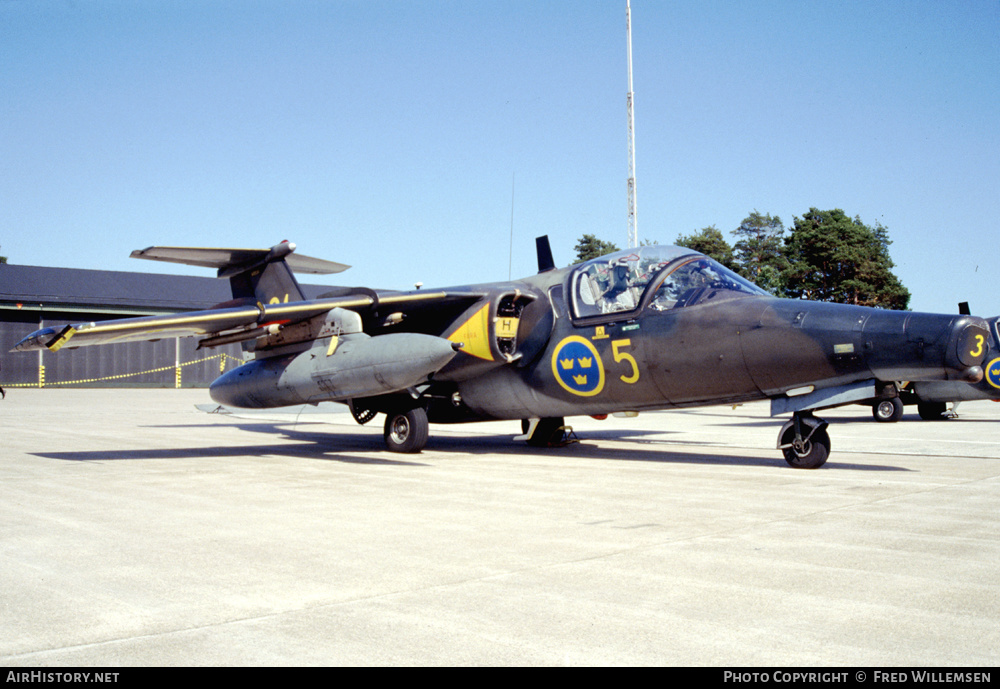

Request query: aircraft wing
[{"left": 11, "top": 291, "right": 462, "bottom": 353}]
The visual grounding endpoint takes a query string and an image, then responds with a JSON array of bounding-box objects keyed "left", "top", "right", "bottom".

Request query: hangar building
[{"left": 0, "top": 263, "right": 332, "bottom": 389}]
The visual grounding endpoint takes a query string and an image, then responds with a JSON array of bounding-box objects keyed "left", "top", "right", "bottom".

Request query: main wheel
[
  {"left": 383, "top": 407, "right": 429, "bottom": 453},
  {"left": 525, "top": 417, "right": 566, "bottom": 447},
  {"left": 917, "top": 401, "right": 948, "bottom": 421},
  {"left": 780, "top": 425, "right": 830, "bottom": 469},
  {"left": 872, "top": 397, "right": 904, "bottom": 423}
]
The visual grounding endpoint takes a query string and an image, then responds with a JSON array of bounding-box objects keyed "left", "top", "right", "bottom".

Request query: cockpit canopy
[{"left": 569, "top": 245, "right": 768, "bottom": 321}]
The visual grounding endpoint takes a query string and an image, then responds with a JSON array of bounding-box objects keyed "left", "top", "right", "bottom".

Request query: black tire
[
  {"left": 872, "top": 397, "right": 904, "bottom": 423},
  {"left": 917, "top": 401, "right": 948, "bottom": 421},
  {"left": 383, "top": 407, "right": 429, "bottom": 453},
  {"left": 780, "top": 425, "right": 830, "bottom": 469},
  {"left": 525, "top": 417, "right": 566, "bottom": 447}
]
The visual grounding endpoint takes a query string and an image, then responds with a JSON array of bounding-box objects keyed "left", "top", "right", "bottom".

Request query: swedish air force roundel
[
  {"left": 551, "top": 336, "right": 605, "bottom": 397},
  {"left": 985, "top": 357, "right": 1000, "bottom": 390}
]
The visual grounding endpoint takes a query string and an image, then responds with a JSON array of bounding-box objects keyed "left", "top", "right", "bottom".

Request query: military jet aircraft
[{"left": 13, "top": 239, "right": 991, "bottom": 469}]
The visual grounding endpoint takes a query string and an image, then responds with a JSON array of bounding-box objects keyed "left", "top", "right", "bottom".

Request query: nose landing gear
[{"left": 778, "top": 412, "right": 830, "bottom": 469}]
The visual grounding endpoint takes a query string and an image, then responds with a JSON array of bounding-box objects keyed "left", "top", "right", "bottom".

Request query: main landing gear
[
  {"left": 872, "top": 397, "right": 904, "bottom": 423},
  {"left": 379, "top": 405, "right": 834, "bottom": 467},
  {"left": 383, "top": 407, "right": 430, "bottom": 453},
  {"left": 381, "top": 411, "right": 576, "bottom": 454},
  {"left": 519, "top": 417, "right": 576, "bottom": 447},
  {"left": 917, "top": 401, "right": 949, "bottom": 420},
  {"left": 777, "top": 411, "right": 830, "bottom": 469}
]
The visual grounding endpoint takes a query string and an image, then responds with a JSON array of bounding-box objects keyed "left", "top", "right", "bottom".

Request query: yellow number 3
[{"left": 970, "top": 334, "right": 985, "bottom": 358}]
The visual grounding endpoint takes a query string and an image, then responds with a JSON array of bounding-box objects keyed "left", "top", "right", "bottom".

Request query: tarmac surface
[{"left": 2, "top": 388, "right": 998, "bottom": 666}]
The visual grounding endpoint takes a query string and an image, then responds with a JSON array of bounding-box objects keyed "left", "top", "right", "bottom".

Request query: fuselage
[
  {"left": 206, "top": 245, "right": 989, "bottom": 425},
  {"left": 448, "top": 247, "right": 988, "bottom": 421}
]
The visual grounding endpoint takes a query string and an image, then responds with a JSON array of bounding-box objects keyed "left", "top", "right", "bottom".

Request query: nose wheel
[{"left": 778, "top": 412, "right": 830, "bottom": 469}]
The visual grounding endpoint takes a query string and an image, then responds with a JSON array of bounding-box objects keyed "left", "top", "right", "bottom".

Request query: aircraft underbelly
[
  {"left": 911, "top": 379, "right": 999, "bottom": 403},
  {"left": 456, "top": 367, "right": 578, "bottom": 419}
]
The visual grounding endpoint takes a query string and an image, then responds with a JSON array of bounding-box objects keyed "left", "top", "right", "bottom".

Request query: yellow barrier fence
[{"left": 1, "top": 353, "right": 245, "bottom": 389}]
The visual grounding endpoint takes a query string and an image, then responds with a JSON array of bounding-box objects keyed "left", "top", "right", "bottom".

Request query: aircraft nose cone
[
  {"left": 862, "top": 311, "right": 991, "bottom": 383},
  {"left": 946, "top": 316, "right": 991, "bottom": 381},
  {"left": 955, "top": 321, "right": 991, "bottom": 368}
]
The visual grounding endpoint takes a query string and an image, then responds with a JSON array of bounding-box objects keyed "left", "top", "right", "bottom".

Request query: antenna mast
[{"left": 625, "top": 0, "right": 638, "bottom": 249}]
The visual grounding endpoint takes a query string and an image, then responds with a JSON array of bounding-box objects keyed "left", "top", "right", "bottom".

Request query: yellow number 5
[{"left": 612, "top": 339, "right": 640, "bottom": 384}]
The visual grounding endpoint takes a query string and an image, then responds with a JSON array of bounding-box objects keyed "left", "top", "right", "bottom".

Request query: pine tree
[
  {"left": 732, "top": 211, "right": 788, "bottom": 294},
  {"left": 782, "top": 209, "right": 909, "bottom": 309},
  {"left": 572, "top": 234, "right": 620, "bottom": 263},
  {"left": 675, "top": 226, "right": 736, "bottom": 270}
]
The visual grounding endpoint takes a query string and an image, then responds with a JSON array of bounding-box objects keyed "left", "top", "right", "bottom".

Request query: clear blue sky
[{"left": 3, "top": 0, "right": 998, "bottom": 316}]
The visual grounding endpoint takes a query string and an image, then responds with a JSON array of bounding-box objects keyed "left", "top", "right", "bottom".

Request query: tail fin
[
  {"left": 130, "top": 241, "right": 349, "bottom": 305},
  {"left": 535, "top": 235, "right": 555, "bottom": 273},
  {"left": 225, "top": 244, "right": 308, "bottom": 305}
]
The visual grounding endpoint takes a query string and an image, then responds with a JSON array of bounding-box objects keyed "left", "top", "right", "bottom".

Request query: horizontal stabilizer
[{"left": 130, "top": 242, "right": 350, "bottom": 276}]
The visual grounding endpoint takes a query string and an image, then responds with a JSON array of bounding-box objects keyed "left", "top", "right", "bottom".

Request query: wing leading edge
[
  {"left": 10, "top": 291, "right": 472, "bottom": 353},
  {"left": 12, "top": 295, "right": 370, "bottom": 352}
]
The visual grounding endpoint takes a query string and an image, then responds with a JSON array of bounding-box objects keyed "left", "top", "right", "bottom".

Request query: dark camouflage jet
[{"left": 13, "top": 239, "right": 991, "bottom": 469}]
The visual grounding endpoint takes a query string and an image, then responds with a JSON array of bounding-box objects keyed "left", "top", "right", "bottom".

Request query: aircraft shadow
[
  {"left": 427, "top": 433, "right": 909, "bottom": 471},
  {"left": 715, "top": 415, "right": 996, "bottom": 429},
  {"left": 266, "top": 421, "right": 911, "bottom": 471},
  {"left": 32, "top": 420, "right": 911, "bottom": 472},
  {"left": 31, "top": 422, "right": 426, "bottom": 467}
]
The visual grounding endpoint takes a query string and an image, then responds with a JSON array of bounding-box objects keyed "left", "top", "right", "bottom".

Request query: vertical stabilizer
[{"left": 226, "top": 244, "right": 307, "bottom": 305}]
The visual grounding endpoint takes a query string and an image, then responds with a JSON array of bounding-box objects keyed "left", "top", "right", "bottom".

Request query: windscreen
[
  {"left": 570, "top": 246, "right": 767, "bottom": 319},
  {"left": 647, "top": 257, "right": 767, "bottom": 311}
]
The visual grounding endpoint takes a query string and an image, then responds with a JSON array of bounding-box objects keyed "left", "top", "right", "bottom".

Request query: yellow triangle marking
[{"left": 447, "top": 303, "right": 494, "bottom": 361}]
